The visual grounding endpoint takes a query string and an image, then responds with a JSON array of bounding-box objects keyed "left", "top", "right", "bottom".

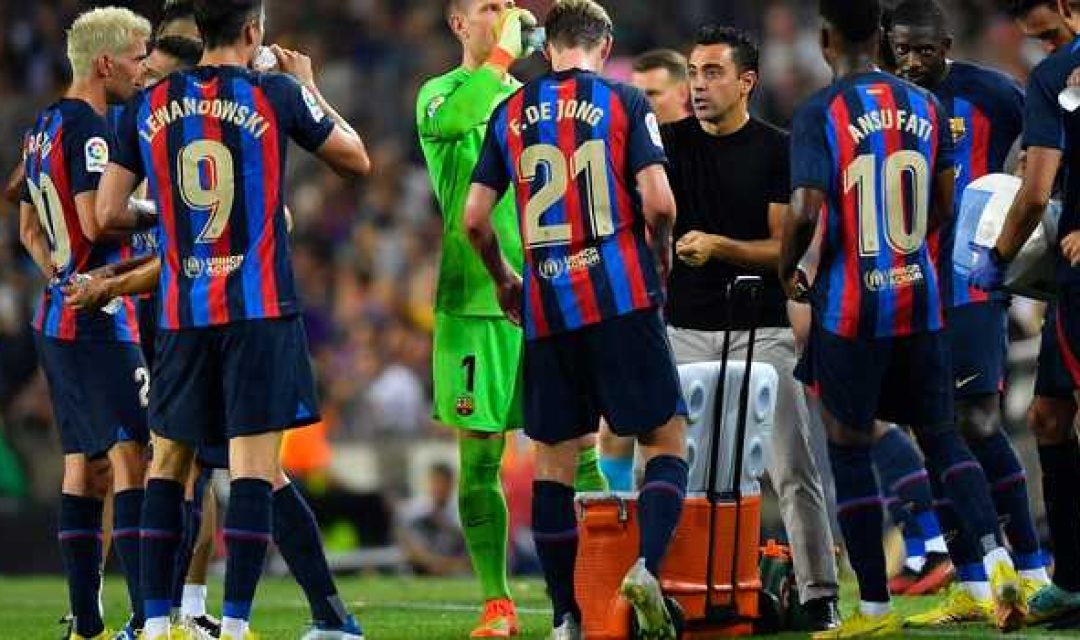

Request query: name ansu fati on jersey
[
  {"left": 509, "top": 99, "right": 605, "bottom": 136},
  {"left": 23, "top": 130, "right": 53, "bottom": 161},
  {"left": 140, "top": 98, "right": 270, "bottom": 143},
  {"left": 846, "top": 107, "right": 934, "bottom": 145}
]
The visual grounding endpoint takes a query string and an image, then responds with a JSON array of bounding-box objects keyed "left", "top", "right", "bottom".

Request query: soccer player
[
  {"left": 69, "top": 38, "right": 367, "bottom": 640},
  {"left": 884, "top": 0, "right": 1050, "bottom": 625},
  {"left": 18, "top": 8, "right": 151, "bottom": 639},
  {"left": 780, "top": 0, "right": 1025, "bottom": 635},
  {"left": 465, "top": 1, "right": 687, "bottom": 638},
  {"left": 416, "top": 1, "right": 606, "bottom": 636},
  {"left": 592, "top": 48, "right": 692, "bottom": 493},
  {"left": 972, "top": 0, "right": 1080, "bottom": 624},
  {"left": 95, "top": 0, "right": 371, "bottom": 637},
  {"left": 1009, "top": 0, "right": 1077, "bottom": 51},
  {"left": 17, "top": 7, "right": 151, "bottom": 634}
]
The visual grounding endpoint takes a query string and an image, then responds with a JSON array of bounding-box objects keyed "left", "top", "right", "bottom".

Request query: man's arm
[
  {"left": 779, "top": 188, "right": 825, "bottom": 301},
  {"left": 94, "top": 163, "right": 143, "bottom": 237},
  {"left": 3, "top": 162, "right": 25, "bottom": 206},
  {"left": 63, "top": 256, "right": 159, "bottom": 312},
  {"left": 417, "top": 9, "right": 535, "bottom": 141},
  {"left": 272, "top": 46, "right": 371, "bottom": 178},
  {"left": 464, "top": 183, "right": 521, "bottom": 325},
  {"left": 19, "top": 202, "right": 54, "bottom": 278},
  {"left": 636, "top": 164, "right": 677, "bottom": 283},
  {"left": 994, "top": 146, "right": 1060, "bottom": 260},
  {"left": 676, "top": 203, "right": 784, "bottom": 271},
  {"left": 77, "top": 191, "right": 156, "bottom": 243}
]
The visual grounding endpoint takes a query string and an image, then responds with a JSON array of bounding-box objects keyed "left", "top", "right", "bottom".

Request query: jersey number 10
[
  {"left": 27, "top": 174, "right": 73, "bottom": 271},
  {"left": 844, "top": 150, "right": 930, "bottom": 258},
  {"left": 519, "top": 140, "right": 614, "bottom": 249}
]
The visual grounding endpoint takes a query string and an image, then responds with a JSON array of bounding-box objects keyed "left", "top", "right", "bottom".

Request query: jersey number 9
[{"left": 178, "top": 140, "right": 235, "bottom": 244}]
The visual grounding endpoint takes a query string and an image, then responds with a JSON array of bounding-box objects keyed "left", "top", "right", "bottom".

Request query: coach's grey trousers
[{"left": 667, "top": 325, "right": 840, "bottom": 603}]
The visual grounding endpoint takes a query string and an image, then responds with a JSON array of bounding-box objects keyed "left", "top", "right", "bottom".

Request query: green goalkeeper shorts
[{"left": 432, "top": 312, "right": 524, "bottom": 432}]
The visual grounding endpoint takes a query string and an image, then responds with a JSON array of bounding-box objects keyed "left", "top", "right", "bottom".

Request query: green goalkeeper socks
[
  {"left": 575, "top": 445, "right": 609, "bottom": 492},
  {"left": 458, "top": 436, "right": 607, "bottom": 601},
  {"left": 458, "top": 435, "right": 511, "bottom": 601}
]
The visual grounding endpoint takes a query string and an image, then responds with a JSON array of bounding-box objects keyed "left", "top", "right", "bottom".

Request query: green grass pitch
[{"left": 1, "top": 575, "right": 1079, "bottom": 639}]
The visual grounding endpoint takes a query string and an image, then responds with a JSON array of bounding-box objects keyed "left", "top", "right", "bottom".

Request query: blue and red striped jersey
[
  {"left": 791, "top": 71, "right": 955, "bottom": 339},
  {"left": 1023, "top": 36, "right": 1080, "bottom": 287},
  {"left": 111, "top": 66, "right": 333, "bottom": 329},
  {"left": 934, "top": 61, "right": 1024, "bottom": 307},
  {"left": 472, "top": 69, "right": 668, "bottom": 340},
  {"left": 21, "top": 98, "right": 140, "bottom": 343},
  {"left": 108, "top": 103, "right": 157, "bottom": 262}
]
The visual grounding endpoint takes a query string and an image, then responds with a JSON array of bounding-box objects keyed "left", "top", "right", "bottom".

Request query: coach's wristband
[
  {"left": 486, "top": 47, "right": 515, "bottom": 73},
  {"left": 990, "top": 247, "right": 1012, "bottom": 266}
]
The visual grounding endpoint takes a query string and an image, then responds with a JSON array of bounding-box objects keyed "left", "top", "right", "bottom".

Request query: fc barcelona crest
[{"left": 456, "top": 394, "right": 475, "bottom": 417}]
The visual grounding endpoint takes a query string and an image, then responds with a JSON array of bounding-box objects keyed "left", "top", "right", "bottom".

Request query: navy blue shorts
[
  {"left": 524, "top": 308, "right": 687, "bottom": 445},
  {"left": 149, "top": 315, "right": 320, "bottom": 448},
  {"left": 948, "top": 301, "right": 1007, "bottom": 398},
  {"left": 1052, "top": 287, "right": 1080, "bottom": 392},
  {"left": 137, "top": 296, "right": 158, "bottom": 371},
  {"left": 35, "top": 334, "right": 149, "bottom": 457},
  {"left": 795, "top": 323, "right": 953, "bottom": 431},
  {"left": 1035, "top": 301, "right": 1076, "bottom": 398},
  {"left": 196, "top": 443, "right": 229, "bottom": 470}
]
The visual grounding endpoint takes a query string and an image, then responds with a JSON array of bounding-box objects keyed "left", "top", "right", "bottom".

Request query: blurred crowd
[{"left": 0, "top": 0, "right": 1059, "bottom": 567}]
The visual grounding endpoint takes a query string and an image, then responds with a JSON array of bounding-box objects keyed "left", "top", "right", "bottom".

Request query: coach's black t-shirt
[{"left": 662, "top": 116, "right": 790, "bottom": 330}]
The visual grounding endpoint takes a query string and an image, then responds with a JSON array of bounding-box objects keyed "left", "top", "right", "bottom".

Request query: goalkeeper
[{"left": 417, "top": 2, "right": 607, "bottom": 637}]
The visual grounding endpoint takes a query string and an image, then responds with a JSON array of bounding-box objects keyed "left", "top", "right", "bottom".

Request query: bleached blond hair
[{"left": 67, "top": 7, "right": 152, "bottom": 79}]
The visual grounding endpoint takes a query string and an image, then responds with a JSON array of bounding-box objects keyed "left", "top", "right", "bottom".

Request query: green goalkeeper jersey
[{"left": 417, "top": 65, "right": 522, "bottom": 317}]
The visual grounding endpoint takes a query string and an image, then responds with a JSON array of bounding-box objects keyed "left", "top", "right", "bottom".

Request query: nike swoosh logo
[{"left": 956, "top": 374, "right": 980, "bottom": 389}]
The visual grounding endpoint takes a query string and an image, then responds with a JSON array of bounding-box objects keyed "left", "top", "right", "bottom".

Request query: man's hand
[
  {"left": 1069, "top": 66, "right": 1080, "bottom": 89},
  {"left": 270, "top": 45, "right": 315, "bottom": 87},
  {"left": 1062, "top": 231, "right": 1080, "bottom": 267},
  {"left": 969, "top": 243, "right": 1008, "bottom": 291},
  {"left": 497, "top": 274, "right": 524, "bottom": 326},
  {"left": 781, "top": 268, "right": 810, "bottom": 302},
  {"left": 492, "top": 8, "right": 539, "bottom": 62},
  {"left": 62, "top": 273, "right": 115, "bottom": 312},
  {"left": 675, "top": 230, "right": 718, "bottom": 268}
]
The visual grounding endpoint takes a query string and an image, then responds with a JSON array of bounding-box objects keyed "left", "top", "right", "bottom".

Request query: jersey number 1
[
  {"left": 178, "top": 140, "right": 235, "bottom": 244},
  {"left": 845, "top": 150, "right": 930, "bottom": 257}
]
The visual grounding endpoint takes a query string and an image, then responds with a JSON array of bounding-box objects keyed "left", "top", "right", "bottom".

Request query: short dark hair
[
  {"left": 694, "top": 25, "right": 759, "bottom": 74},
  {"left": 820, "top": 0, "right": 883, "bottom": 44},
  {"left": 192, "top": 0, "right": 261, "bottom": 50},
  {"left": 544, "top": 0, "right": 613, "bottom": 51},
  {"left": 152, "top": 35, "right": 203, "bottom": 67},
  {"left": 1003, "top": 0, "right": 1057, "bottom": 18},
  {"left": 892, "top": 0, "right": 950, "bottom": 33},
  {"left": 879, "top": 6, "right": 898, "bottom": 70},
  {"left": 632, "top": 49, "right": 688, "bottom": 81},
  {"left": 159, "top": 0, "right": 195, "bottom": 32}
]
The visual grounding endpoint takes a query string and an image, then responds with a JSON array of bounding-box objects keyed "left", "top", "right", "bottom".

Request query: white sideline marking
[{"left": 351, "top": 600, "right": 550, "bottom": 616}]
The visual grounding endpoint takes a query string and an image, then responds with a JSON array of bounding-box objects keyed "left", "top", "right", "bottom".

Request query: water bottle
[
  {"left": 523, "top": 26, "right": 546, "bottom": 55},
  {"left": 70, "top": 273, "right": 123, "bottom": 315},
  {"left": 253, "top": 45, "right": 278, "bottom": 73}
]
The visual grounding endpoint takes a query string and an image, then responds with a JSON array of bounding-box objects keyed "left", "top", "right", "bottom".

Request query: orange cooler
[{"left": 575, "top": 493, "right": 761, "bottom": 639}]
